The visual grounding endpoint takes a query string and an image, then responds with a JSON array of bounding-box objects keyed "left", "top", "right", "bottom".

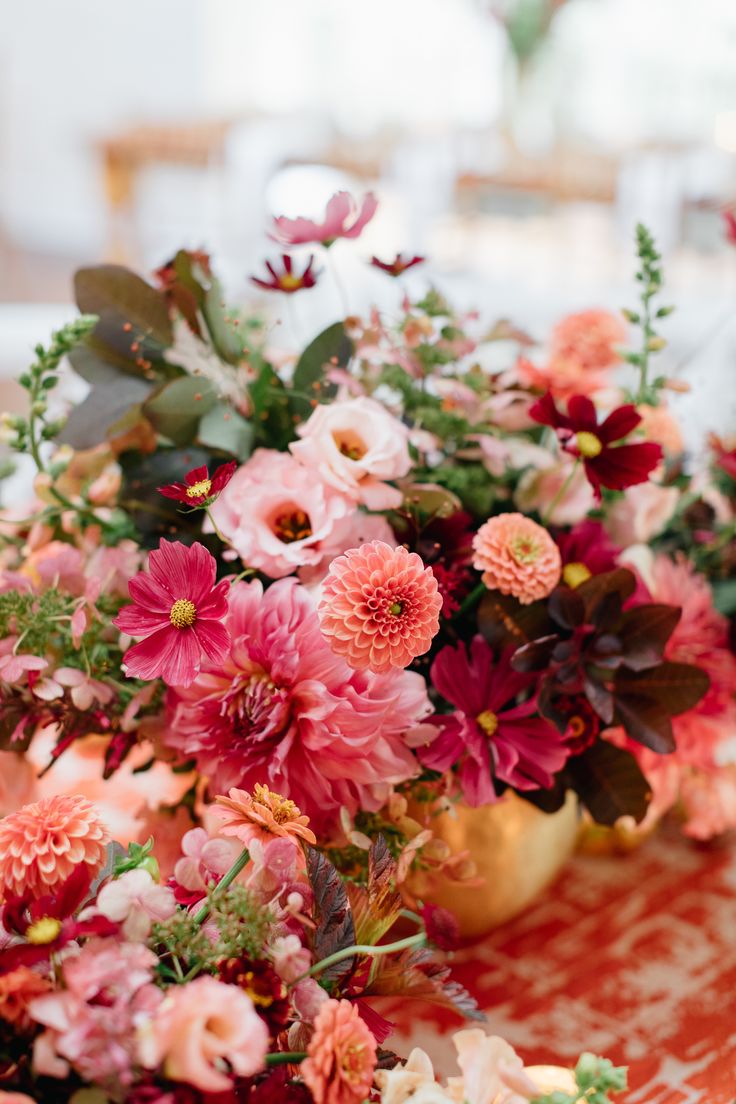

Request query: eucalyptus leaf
[
  {"left": 197, "top": 401, "right": 253, "bottom": 460},
  {"left": 75, "top": 264, "right": 173, "bottom": 347},
  {"left": 290, "top": 321, "right": 352, "bottom": 418},
  {"left": 143, "top": 377, "right": 218, "bottom": 445},
  {"left": 57, "top": 377, "right": 154, "bottom": 449}
]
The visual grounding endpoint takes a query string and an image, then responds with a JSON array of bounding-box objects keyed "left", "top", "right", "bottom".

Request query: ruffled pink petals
[{"left": 269, "top": 190, "right": 378, "bottom": 247}]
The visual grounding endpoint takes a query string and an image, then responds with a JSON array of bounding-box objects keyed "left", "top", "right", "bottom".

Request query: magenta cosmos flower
[
  {"left": 250, "top": 253, "right": 320, "bottom": 293},
  {"left": 157, "top": 461, "right": 237, "bottom": 507},
  {"left": 418, "top": 637, "right": 571, "bottom": 806},
  {"left": 270, "top": 190, "right": 378, "bottom": 247},
  {"left": 114, "top": 540, "right": 230, "bottom": 688}
]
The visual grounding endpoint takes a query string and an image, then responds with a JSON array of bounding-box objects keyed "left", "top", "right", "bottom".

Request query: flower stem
[
  {"left": 454, "top": 580, "right": 487, "bottom": 620},
  {"left": 326, "top": 247, "right": 350, "bottom": 319},
  {"left": 541, "top": 460, "right": 579, "bottom": 526},
  {"left": 265, "top": 1051, "right": 308, "bottom": 1067},
  {"left": 306, "top": 932, "right": 426, "bottom": 979},
  {"left": 192, "top": 845, "right": 250, "bottom": 925},
  {"left": 205, "top": 507, "right": 229, "bottom": 546}
]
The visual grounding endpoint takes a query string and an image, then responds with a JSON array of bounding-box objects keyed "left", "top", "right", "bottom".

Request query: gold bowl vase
[{"left": 406, "top": 791, "right": 579, "bottom": 941}]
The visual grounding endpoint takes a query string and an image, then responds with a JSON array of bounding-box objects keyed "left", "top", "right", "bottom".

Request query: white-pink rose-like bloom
[
  {"left": 604, "top": 481, "right": 679, "bottom": 547},
  {"left": 515, "top": 456, "right": 596, "bottom": 526},
  {"left": 95, "top": 868, "right": 177, "bottom": 940},
  {"left": 208, "top": 449, "right": 353, "bottom": 579},
  {"left": 290, "top": 397, "right": 411, "bottom": 509},
  {"left": 137, "top": 975, "right": 268, "bottom": 1093}
]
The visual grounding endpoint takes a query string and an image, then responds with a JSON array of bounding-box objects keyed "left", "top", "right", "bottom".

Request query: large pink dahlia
[{"left": 165, "top": 578, "right": 429, "bottom": 833}]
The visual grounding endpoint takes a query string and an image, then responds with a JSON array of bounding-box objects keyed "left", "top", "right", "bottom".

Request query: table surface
[{"left": 388, "top": 821, "right": 736, "bottom": 1102}]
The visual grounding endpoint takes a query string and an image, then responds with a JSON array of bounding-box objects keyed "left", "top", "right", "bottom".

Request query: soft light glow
[{"left": 714, "top": 110, "right": 736, "bottom": 152}]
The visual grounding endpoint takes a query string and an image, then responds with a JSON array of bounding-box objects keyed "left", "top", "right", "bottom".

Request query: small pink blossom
[
  {"left": 270, "top": 933, "right": 312, "bottom": 983},
  {"left": 33, "top": 667, "right": 114, "bottom": 711},
  {"left": 95, "top": 868, "right": 177, "bottom": 939},
  {"left": 171, "top": 827, "right": 240, "bottom": 905},
  {"left": 270, "top": 191, "right": 378, "bottom": 247},
  {"left": 0, "top": 654, "right": 47, "bottom": 686}
]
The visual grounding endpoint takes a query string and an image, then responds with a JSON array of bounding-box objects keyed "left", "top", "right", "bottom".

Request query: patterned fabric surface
[{"left": 387, "top": 821, "right": 736, "bottom": 1102}]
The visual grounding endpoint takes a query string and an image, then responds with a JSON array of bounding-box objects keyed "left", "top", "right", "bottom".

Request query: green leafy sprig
[
  {"left": 621, "top": 223, "right": 674, "bottom": 406},
  {"left": 531, "top": 1052, "right": 628, "bottom": 1104}
]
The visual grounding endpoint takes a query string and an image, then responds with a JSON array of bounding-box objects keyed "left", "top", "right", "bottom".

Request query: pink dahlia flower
[
  {"left": 418, "top": 638, "right": 570, "bottom": 806},
  {"left": 318, "top": 541, "right": 442, "bottom": 673},
  {"left": 165, "top": 578, "right": 428, "bottom": 833},
  {"left": 114, "top": 539, "right": 230, "bottom": 688},
  {"left": 472, "top": 513, "right": 561, "bottom": 604},
  {"left": 0, "top": 793, "right": 109, "bottom": 899},
  {"left": 207, "top": 450, "right": 353, "bottom": 580},
  {"left": 301, "top": 998, "right": 377, "bottom": 1104},
  {"left": 270, "top": 190, "right": 378, "bottom": 247}
]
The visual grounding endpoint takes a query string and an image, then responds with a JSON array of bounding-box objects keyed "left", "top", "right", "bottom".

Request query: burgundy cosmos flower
[
  {"left": 555, "top": 519, "right": 620, "bottom": 589},
  {"left": 158, "top": 462, "right": 237, "bottom": 507},
  {"left": 114, "top": 540, "right": 230, "bottom": 688},
  {"left": 370, "top": 252, "right": 425, "bottom": 277},
  {"left": 250, "top": 254, "right": 320, "bottom": 294},
  {"left": 270, "top": 190, "right": 378, "bottom": 247},
  {"left": 530, "top": 392, "right": 662, "bottom": 499},
  {"left": 418, "top": 637, "right": 570, "bottom": 806},
  {"left": 723, "top": 208, "right": 736, "bottom": 246}
]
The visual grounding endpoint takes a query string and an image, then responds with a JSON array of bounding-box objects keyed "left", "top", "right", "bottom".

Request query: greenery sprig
[
  {"left": 531, "top": 1052, "right": 628, "bottom": 1104},
  {"left": 621, "top": 223, "right": 674, "bottom": 406}
]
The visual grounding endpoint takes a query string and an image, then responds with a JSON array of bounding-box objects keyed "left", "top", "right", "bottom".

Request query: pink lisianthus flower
[
  {"left": 270, "top": 190, "right": 377, "bottom": 247},
  {"left": 95, "top": 868, "right": 177, "bottom": 940},
  {"left": 207, "top": 450, "right": 353, "bottom": 579},
  {"left": 290, "top": 397, "right": 411, "bottom": 510},
  {"left": 114, "top": 539, "right": 230, "bottom": 688},
  {"left": 515, "top": 455, "right": 596, "bottom": 527},
  {"left": 297, "top": 510, "right": 396, "bottom": 588},
  {"left": 170, "top": 827, "right": 241, "bottom": 907},
  {"left": 418, "top": 638, "right": 571, "bottom": 806},
  {"left": 604, "top": 480, "right": 679, "bottom": 548},
  {"left": 137, "top": 974, "right": 268, "bottom": 1093},
  {"left": 165, "top": 578, "right": 428, "bottom": 834}
]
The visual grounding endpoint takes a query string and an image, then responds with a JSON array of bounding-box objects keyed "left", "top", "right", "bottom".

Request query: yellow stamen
[
  {"left": 568, "top": 715, "right": 585, "bottom": 738},
  {"left": 26, "top": 917, "right": 62, "bottom": 945},
  {"left": 273, "top": 509, "right": 312, "bottom": 543},
  {"left": 509, "top": 537, "right": 539, "bottom": 566},
  {"left": 170, "top": 598, "right": 197, "bottom": 628},
  {"left": 576, "top": 431, "right": 603, "bottom": 458},
  {"left": 476, "top": 710, "right": 498, "bottom": 737},
  {"left": 278, "top": 274, "right": 302, "bottom": 291},
  {"left": 562, "top": 562, "right": 592, "bottom": 589},
  {"left": 253, "top": 783, "right": 301, "bottom": 823},
  {"left": 186, "top": 478, "right": 212, "bottom": 499},
  {"left": 332, "top": 430, "right": 367, "bottom": 462}
]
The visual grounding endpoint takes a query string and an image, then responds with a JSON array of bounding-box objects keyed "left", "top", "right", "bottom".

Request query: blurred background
[{"left": 2, "top": 0, "right": 736, "bottom": 440}]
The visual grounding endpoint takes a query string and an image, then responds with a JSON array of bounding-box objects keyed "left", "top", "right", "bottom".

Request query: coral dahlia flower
[
  {"left": 214, "top": 784, "right": 317, "bottom": 847},
  {"left": 158, "top": 461, "right": 237, "bottom": 507},
  {"left": 270, "top": 190, "right": 378, "bottom": 247},
  {"left": 318, "top": 541, "right": 443, "bottom": 673},
  {"left": 250, "top": 253, "right": 319, "bottom": 293},
  {"left": 302, "top": 998, "right": 377, "bottom": 1104},
  {"left": 0, "top": 794, "right": 109, "bottom": 899},
  {"left": 472, "top": 514, "right": 561, "bottom": 604},
  {"left": 114, "top": 539, "right": 230, "bottom": 687},
  {"left": 529, "top": 392, "right": 663, "bottom": 499}
]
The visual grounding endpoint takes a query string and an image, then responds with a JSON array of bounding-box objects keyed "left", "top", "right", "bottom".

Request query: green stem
[
  {"left": 192, "top": 846, "right": 250, "bottom": 925},
  {"left": 541, "top": 460, "right": 579, "bottom": 526},
  {"left": 454, "top": 580, "right": 487, "bottom": 620},
  {"left": 265, "top": 1051, "right": 308, "bottom": 1067},
  {"left": 305, "top": 932, "right": 426, "bottom": 980},
  {"left": 326, "top": 247, "right": 350, "bottom": 319},
  {"left": 205, "top": 506, "right": 229, "bottom": 546}
]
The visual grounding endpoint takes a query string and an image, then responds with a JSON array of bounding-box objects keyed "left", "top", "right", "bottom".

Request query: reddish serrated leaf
[
  {"left": 366, "top": 946, "right": 485, "bottom": 1022},
  {"left": 306, "top": 848, "right": 356, "bottom": 986},
  {"left": 347, "top": 836, "right": 403, "bottom": 947}
]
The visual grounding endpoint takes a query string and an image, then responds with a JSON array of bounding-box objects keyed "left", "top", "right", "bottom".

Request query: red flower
[
  {"left": 529, "top": 392, "right": 662, "bottom": 499},
  {"left": 114, "top": 539, "right": 230, "bottom": 687},
  {"left": 710, "top": 433, "right": 736, "bottom": 482},
  {"left": 723, "top": 209, "right": 736, "bottom": 246},
  {"left": 158, "top": 461, "right": 237, "bottom": 507},
  {"left": 555, "top": 520, "right": 620, "bottom": 589},
  {"left": 370, "top": 253, "right": 425, "bottom": 277},
  {"left": 250, "top": 254, "right": 320, "bottom": 294},
  {"left": 421, "top": 903, "right": 460, "bottom": 951},
  {"left": 270, "top": 190, "right": 377, "bottom": 247}
]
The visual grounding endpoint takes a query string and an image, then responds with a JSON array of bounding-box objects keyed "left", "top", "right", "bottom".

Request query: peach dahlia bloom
[
  {"left": 0, "top": 966, "right": 51, "bottom": 1030},
  {"left": 472, "top": 514, "right": 561, "bottom": 604},
  {"left": 213, "top": 784, "right": 317, "bottom": 847},
  {"left": 318, "top": 541, "right": 442, "bottom": 673},
  {"left": 302, "top": 998, "right": 377, "bottom": 1104},
  {"left": 0, "top": 794, "right": 109, "bottom": 899}
]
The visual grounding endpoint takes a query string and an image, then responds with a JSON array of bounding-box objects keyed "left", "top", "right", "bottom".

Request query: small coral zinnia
[
  {"left": 213, "top": 785, "right": 317, "bottom": 847},
  {"left": 0, "top": 794, "right": 109, "bottom": 899},
  {"left": 472, "top": 514, "right": 561, "bottom": 604},
  {"left": 301, "top": 998, "right": 377, "bottom": 1104},
  {"left": 318, "top": 541, "right": 442, "bottom": 673},
  {"left": 114, "top": 539, "right": 230, "bottom": 687}
]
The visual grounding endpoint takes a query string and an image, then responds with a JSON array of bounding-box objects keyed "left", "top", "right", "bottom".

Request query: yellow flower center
[
  {"left": 253, "top": 783, "right": 301, "bottom": 824},
  {"left": 568, "top": 715, "right": 585, "bottom": 738},
  {"left": 562, "top": 561, "right": 592, "bottom": 589},
  {"left": 575, "top": 431, "right": 603, "bottom": 458},
  {"left": 26, "top": 917, "right": 62, "bottom": 945},
  {"left": 186, "top": 478, "right": 212, "bottom": 499},
  {"left": 476, "top": 710, "right": 499, "bottom": 736},
  {"left": 278, "top": 273, "right": 302, "bottom": 291},
  {"left": 170, "top": 598, "right": 197, "bottom": 628},
  {"left": 333, "top": 430, "right": 367, "bottom": 462},
  {"left": 273, "top": 508, "right": 312, "bottom": 544},
  {"left": 509, "top": 536, "right": 540, "bottom": 566}
]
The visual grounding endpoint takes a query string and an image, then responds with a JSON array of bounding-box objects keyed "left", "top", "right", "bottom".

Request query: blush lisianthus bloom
[
  {"left": 514, "top": 455, "right": 596, "bottom": 527},
  {"left": 604, "top": 480, "right": 679, "bottom": 547},
  {"left": 318, "top": 541, "right": 443, "bottom": 673},
  {"left": 0, "top": 793, "right": 109, "bottom": 898},
  {"left": 157, "top": 461, "right": 237, "bottom": 507},
  {"left": 290, "top": 397, "right": 412, "bottom": 510},
  {"left": 208, "top": 450, "right": 353, "bottom": 579},
  {"left": 301, "top": 998, "right": 377, "bottom": 1104},
  {"left": 250, "top": 252, "right": 320, "bottom": 293},
  {"left": 270, "top": 190, "right": 378, "bottom": 247},
  {"left": 419, "top": 639, "right": 570, "bottom": 806},
  {"left": 94, "top": 868, "right": 177, "bottom": 940},
  {"left": 213, "top": 785, "right": 317, "bottom": 847},
  {"left": 166, "top": 578, "right": 428, "bottom": 833},
  {"left": 472, "top": 514, "right": 561, "bottom": 604},
  {"left": 114, "top": 539, "right": 230, "bottom": 688},
  {"left": 137, "top": 974, "right": 268, "bottom": 1093}
]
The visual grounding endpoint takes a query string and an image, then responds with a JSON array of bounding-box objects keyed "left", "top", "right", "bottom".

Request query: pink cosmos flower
[
  {"left": 0, "top": 793, "right": 109, "bottom": 898},
  {"left": 318, "top": 541, "right": 442, "bottom": 672},
  {"left": 290, "top": 397, "right": 411, "bottom": 510},
  {"left": 114, "top": 540, "right": 230, "bottom": 688},
  {"left": 419, "top": 639, "right": 571, "bottom": 806},
  {"left": 165, "top": 578, "right": 428, "bottom": 834},
  {"left": 270, "top": 191, "right": 378, "bottom": 247},
  {"left": 137, "top": 974, "right": 269, "bottom": 1093},
  {"left": 95, "top": 868, "right": 177, "bottom": 940},
  {"left": 472, "top": 514, "right": 561, "bottom": 604},
  {"left": 208, "top": 450, "right": 353, "bottom": 579},
  {"left": 301, "top": 998, "right": 377, "bottom": 1104}
]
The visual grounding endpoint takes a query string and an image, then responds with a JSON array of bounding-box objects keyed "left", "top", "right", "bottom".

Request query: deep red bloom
[
  {"left": 158, "top": 461, "right": 237, "bottom": 507},
  {"left": 218, "top": 957, "right": 290, "bottom": 1035},
  {"left": 723, "top": 209, "right": 736, "bottom": 246},
  {"left": 529, "top": 392, "right": 663, "bottom": 499},
  {"left": 555, "top": 520, "right": 620, "bottom": 588},
  {"left": 114, "top": 539, "right": 231, "bottom": 687},
  {"left": 419, "top": 638, "right": 571, "bottom": 806},
  {"left": 710, "top": 433, "right": 736, "bottom": 482},
  {"left": 421, "top": 903, "right": 461, "bottom": 951},
  {"left": 250, "top": 254, "right": 319, "bottom": 294},
  {"left": 370, "top": 253, "right": 425, "bottom": 277}
]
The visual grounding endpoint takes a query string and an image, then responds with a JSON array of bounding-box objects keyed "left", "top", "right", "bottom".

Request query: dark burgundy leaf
[
  {"left": 548, "top": 586, "right": 585, "bottom": 630},
  {"left": 615, "top": 661, "right": 710, "bottom": 716},
  {"left": 477, "top": 591, "right": 551, "bottom": 649},
  {"left": 510, "top": 635, "right": 558, "bottom": 673},
  {"left": 566, "top": 741, "right": 651, "bottom": 825},
  {"left": 306, "top": 847, "right": 356, "bottom": 986},
  {"left": 617, "top": 604, "right": 681, "bottom": 671},
  {"left": 613, "top": 693, "right": 676, "bottom": 753},
  {"left": 515, "top": 781, "right": 568, "bottom": 814},
  {"left": 578, "top": 569, "right": 636, "bottom": 620},
  {"left": 583, "top": 675, "right": 614, "bottom": 724}
]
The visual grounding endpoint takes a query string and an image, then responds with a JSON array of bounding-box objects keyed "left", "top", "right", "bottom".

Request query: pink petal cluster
[
  {"left": 0, "top": 794, "right": 109, "bottom": 899},
  {"left": 472, "top": 513, "right": 561, "bottom": 604},
  {"left": 290, "top": 397, "right": 411, "bottom": 509},
  {"left": 270, "top": 190, "right": 377, "bottom": 246},
  {"left": 318, "top": 541, "right": 443, "bottom": 672},
  {"left": 171, "top": 827, "right": 240, "bottom": 906},
  {"left": 138, "top": 974, "right": 268, "bottom": 1093},
  {"left": 517, "top": 309, "right": 626, "bottom": 400},
  {"left": 95, "top": 868, "right": 177, "bottom": 940},
  {"left": 165, "top": 578, "right": 429, "bottom": 834},
  {"left": 301, "top": 998, "right": 377, "bottom": 1104}
]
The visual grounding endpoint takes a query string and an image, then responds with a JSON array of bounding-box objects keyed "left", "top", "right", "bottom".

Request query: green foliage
[
  {"left": 621, "top": 223, "right": 673, "bottom": 405},
  {"left": 530, "top": 1052, "right": 627, "bottom": 1104},
  {"left": 417, "top": 462, "right": 496, "bottom": 520}
]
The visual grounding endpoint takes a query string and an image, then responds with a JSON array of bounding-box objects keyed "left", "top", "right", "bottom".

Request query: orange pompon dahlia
[
  {"left": 301, "top": 998, "right": 377, "bottom": 1104},
  {"left": 0, "top": 794, "right": 109, "bottom": 899},
  {"left": 472, "top": 513, "right": 561, "bottom": 605},
  {"left": 318, "top": 541, "right": 442, "bottom": 673},
  {"left": 213, "top": 785, "right": 317, "bottom": 847}
]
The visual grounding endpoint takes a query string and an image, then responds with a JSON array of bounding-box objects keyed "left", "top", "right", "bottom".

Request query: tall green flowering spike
[{"left": 621, "top": 224, "right": 674, "bottom": 406}]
